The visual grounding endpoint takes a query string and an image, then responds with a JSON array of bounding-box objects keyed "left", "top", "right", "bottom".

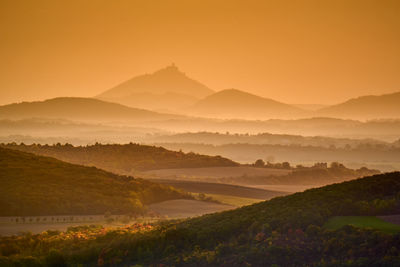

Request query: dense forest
[
  {"left": 1, "top": 143, "right": 238, "bottom": 175},
  {"left": 0, "top": 147, "right": 191, "bottom": 216},
  {"left": 1, "top": 172, "right": 400, "bottom": 266}
]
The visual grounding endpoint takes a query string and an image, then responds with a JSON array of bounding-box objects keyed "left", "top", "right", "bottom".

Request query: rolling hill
[
  {"left": 150, "top": 179, "right": 287, "bottom": 199},
  {"left": 2, "top": 143, "right": 238, "bottom": 174},
  {"left": 186, "top": 89, "right": 308, "bottom": 120},
  {"left": 149, "top": 131, "right": 387, "bottom": 147},
  {"left": 96, "top": 65, "right": 214, "bottom": 110},
  {"left": 98, "top": 91, "right": 199, "bottom": 112},
  {"left": 317, "top": 91, "right": 400, "bottom": 120},
  {"left": 3, "top": 172, "right": 400, "bottom": 266},
  {"left": 0, "top": 97, "right": 182, "bottom": 122},
  {"left": 0, "top": 147, "right": 190, "bottom": 216}
]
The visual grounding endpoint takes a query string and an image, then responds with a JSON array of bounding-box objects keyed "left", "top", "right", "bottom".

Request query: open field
[
  {"left": 379, "top": 215, "right": 400, "bottom": 225},
  {"left": 144, "top": 166, "right": 291, "bottom": 179},
  {"left": 247, "top": 184, "right": 317, "bottom": 193},
  {"left": 0, "top": 217, "right": 157, "bottom": 236},
  {"left": 0, "top": 222, "right": 104, "bottom": 236},
  {"left": 148, "top": 199, "right": 233, "bottom": 219},
  {"left": 0, "top": 198, "right": 234, "bottom": 236},
  {"left": 151, "top": 179, "right": 287, "bottom": 199},
  {"left": 203, "top": 193, "right": 262, "bottom": 207},
  {"left": 324, "top": 216, "right": 400, "bottom": 234}
]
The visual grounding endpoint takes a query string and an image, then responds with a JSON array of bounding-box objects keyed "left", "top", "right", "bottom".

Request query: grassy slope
[
  {"left": 151, "top": 179, "right": 287, "bottom": 199},
  {"left": 2, "top": 143, "right": 238, "bottom": 174},
  {"left": 324, "top": 216, "right": 400, "bottom": 233},
  {"left": 0, "top": 147, "right": 190, "bottom": 216},
  {"left": 204, "top": 193, "right": 261, "bottom": 207}
]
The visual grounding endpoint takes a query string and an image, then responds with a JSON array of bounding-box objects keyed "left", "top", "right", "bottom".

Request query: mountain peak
[
  {"left": 97, "top": 65, "right": 214, "bottom": 99},
  {"left": 187, "top": 88, "right": 307, "bottom": 120},
  {"left": 153, "top": 64, "right": 182, "bottom": 76}
]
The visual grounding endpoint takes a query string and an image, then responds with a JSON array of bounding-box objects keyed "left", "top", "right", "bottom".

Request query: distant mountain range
[
  {"left": 317, "top": 91, "right": 400, "bottom": 119},
  {"left": 1, "top": 66, "right": 399, "bottom": 122},
  {"left": 95, "top": 65, "right": 400, "bottom": 120},
  {"left": 0, "top": 97, "right": 183, "bottom": 122}
]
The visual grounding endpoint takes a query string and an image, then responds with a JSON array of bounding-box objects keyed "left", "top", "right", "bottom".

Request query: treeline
[
  {"left": 1, "top": 143, "right": 238, "bottom": 175},
  {"left": 1, "top": 172, "right": 400, "bottom": 266},
  {"left": 150, "top": 131, "right": 394, "bottom": 148},
  {"left": 0, "top": 147, "right": 191, "bottom": 216},
  {"left": 220, "top": 161, "right": 380, "bottom": 186},
  {"left": 154, "top": 142, "right": 400, "bottom": 171}
]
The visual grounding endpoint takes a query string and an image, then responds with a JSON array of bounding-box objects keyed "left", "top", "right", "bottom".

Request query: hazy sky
[{"left": 1, "top": 0, "right": 399, "bottom": 105}]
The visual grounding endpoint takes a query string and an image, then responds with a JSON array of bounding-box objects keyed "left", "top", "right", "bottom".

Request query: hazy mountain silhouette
[
  {"left": 99, "top": 64, "right": 214, "bottom": 98},
  {"left": 0, "top": 97, "right": 183, "bottom": 122},
  {"left": 317, "top": 91, "right": 400, "bottom": 119},
  {"left": 186, "top": 89, "right": 308, "bottom": 120},
  {"left": 100, "top": 92, "right": 199, "bottom": 112}
]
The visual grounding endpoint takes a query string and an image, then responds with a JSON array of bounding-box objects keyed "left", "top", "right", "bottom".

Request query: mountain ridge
[
  {"left": 0, "top": 97, "right": 184, "bottom": 122},
  {"left": 186, "top": 88, "right": 308, "bottom": 120},
  {"left": 317, "top": 91, "right": 400, "bottom": 119}
]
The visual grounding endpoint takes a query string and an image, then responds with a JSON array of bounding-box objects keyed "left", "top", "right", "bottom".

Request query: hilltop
[
  {"left": 97, "top": 65, "right": 214, "bottom": 110},
  {"left": 317, "top": 91, "right": 400, "bottom": 120},
  {"left": 186, "top": 89, "right": 308, "bottom": 120},
  {"left": 2, "top": 143, "right": 238, "bottom": 174},
  {"left": 0, "top": 97, "right": 182, "bottom": 122},
  {"left": 0, "top": 147, "right": 190, "bottom": 216}
]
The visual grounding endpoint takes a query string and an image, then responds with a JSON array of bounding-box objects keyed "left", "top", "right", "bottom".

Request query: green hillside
[
  {"left": 0, "top": 147, "right": 190, "bottom": 216},
  {"left": 2, "top": 172, "right": 400, "bottom": 266},
  {"left": 2, "top": 143, "right": 238, "bottom": 174}
]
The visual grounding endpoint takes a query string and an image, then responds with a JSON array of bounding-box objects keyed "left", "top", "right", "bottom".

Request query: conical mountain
[
  {"left": 186, "top": 89, "right": 308, "bottom": 120},
  {"left": 97, "top": 64, "right": 214, "bottom": 99}
]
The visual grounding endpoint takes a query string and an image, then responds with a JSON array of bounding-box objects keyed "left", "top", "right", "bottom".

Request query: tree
[{"left": 254, "top": 159, "right": 265, "bottom": 167}]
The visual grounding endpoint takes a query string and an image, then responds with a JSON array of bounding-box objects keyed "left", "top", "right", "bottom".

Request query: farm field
[
  {"left": 247, "top": 184, "right": 317, "bottom": 193},
  {"left": 0, "top": 216, "right": 158, "bottom": 236},
  {"left": 0, "top": 222, "right": 103, "bottom": 236},
  {"left": 324, "top": 216, "right": 400, "bottom": 233},
  {"left": 148, "top": 199, "right": 233, "bottom": 219},
  {"left": 203, "top": 193, "right": 261, "bottom": 207},
  {"left": 143, "top": 166, "right": 291, "bottom": 179},
  {"left": 150, "top": 179, "right": 287, "bottom": 199}
]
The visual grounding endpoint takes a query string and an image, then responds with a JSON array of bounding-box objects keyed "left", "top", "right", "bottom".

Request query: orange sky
[{"left": 1, "top": 0, "right": 399, "bottom": 105}]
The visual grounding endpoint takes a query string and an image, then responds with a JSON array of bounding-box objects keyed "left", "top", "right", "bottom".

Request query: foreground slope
[
  {"left": 0, "top": 147, "right": 190, "bottom": 216},
  {"left": 317, "top": 91, "right": 400, "bottom": 120},
  {"left": 187, "top": 89, "right": 308, "bottom": 120},
  {"left": 0, "top": 97, "right": 182, "bottom": 122},
  {"left": 2, "top": 173, "right": 400, "bottom": 265},
  {"left": 2, "top": 143, "right": 238, "bottom": 174}
]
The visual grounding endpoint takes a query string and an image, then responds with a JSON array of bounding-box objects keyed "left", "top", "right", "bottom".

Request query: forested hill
[
  {"left": 2, "top": 143, "right": 238, "bottom": 174},
  {"left": 149, "top": 171, "right": 400, "bottom": 266},
  {"left": 9, "top": 172, "right": 398, "bottom": 266},
  {"left": 0, "top": 147, "right": 190, "bottom": 216}
]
